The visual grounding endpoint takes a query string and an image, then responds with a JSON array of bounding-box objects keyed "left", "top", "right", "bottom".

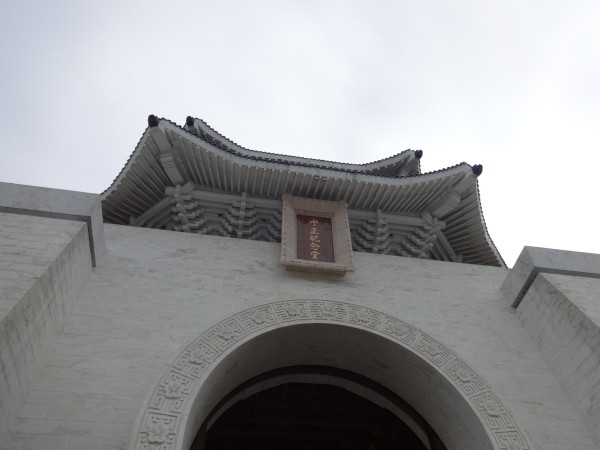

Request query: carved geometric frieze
[
  {"left": 472, "top": 390, "right": 517, "bottom": 430},
  {"left": 347, "top": 305, "right": 381, "bottom": 330},
  {"left": 414, "top": 334, "right": 454, "bottom": 368},
  {"left": 149, "top": 370, "right": 195, "bottom": 414},
  {"left": 309, "top": 300, "right": 349, "bottom": 321},
  {"left": 443, "top": 358, "right": 487, "bottom": 396},
  {"left": 493, "top": 430, "right": 529, "bottom": 450},
  {"left": 204, "top": 318, "right": 246, "bottom": 351},
  {"left": 172, "top": 339, "right": 219, "bottom": 379},
  {"left": 137, "top": 411, "right": 179, "bottom": 450},
  {"left": 381, "top": 317, "right": 419, "bottom": 346},
  {"left": 132, "top": 300, "right": 531, "bottom": 450},
  {"left": 273, "top": 301, "right": 312, "bottom": 322},
  {"left": 237, "top": 305, "right": 278, "bottom": 333}
]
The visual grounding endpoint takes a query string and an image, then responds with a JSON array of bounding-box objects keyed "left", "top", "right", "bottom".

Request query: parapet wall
[
  {"left": 0, "top": 182, "right": 102, "bottom": 447},
  {"left": 505, "top": 248, "right": 600, "bottom": 447},
  {"left": 0, "top": 213, "right": 93, "bottom": 445}
]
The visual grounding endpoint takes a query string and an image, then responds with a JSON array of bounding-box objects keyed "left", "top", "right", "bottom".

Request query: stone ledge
[
  {"left": 500, "top": 246, "right": 600, "bottom": 307},
  {"left": 0, "top": 182, "right": 105, "bottom": 266}
]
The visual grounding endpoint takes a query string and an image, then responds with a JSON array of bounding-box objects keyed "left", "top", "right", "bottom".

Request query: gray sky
[{"left": 1, "top": 0, "right": 599, "bottom": 266}]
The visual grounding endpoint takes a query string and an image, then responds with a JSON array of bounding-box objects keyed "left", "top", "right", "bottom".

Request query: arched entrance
[
  {"left": 129, "top": 300, "right": 530, "bottom": 450},
  {"left": 195, "top": 366, "right": 447, "bottom": 450}
]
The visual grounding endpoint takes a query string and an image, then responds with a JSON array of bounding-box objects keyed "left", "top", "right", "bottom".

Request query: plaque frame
[{"left": 280, "top": 194, "right": 355, "bottom": 275}]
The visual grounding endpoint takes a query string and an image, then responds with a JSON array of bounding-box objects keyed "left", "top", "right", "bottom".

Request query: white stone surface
[
  {"left": 501, "top": 246, "right": 600, "bottom": 307},
  {"left": 0, "top": 182, "right": 105, "bottom": 265},
  {"left": 1, "top": 223, "right": 598, "bottom": 449},
  {"left": 517, "top": 272, "right": 600, "bottom": 447},
  {"left": 0, "top": 213, "right": 92, "bottom": 447}
]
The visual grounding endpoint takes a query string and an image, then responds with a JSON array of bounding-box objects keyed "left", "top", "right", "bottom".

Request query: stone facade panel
[{"left": 1, "top": 222, "right": 597, "bottom": 450}]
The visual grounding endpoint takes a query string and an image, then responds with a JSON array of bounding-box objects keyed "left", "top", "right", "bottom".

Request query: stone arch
[{"left": 129, "top": 300, "right": 530, "bottom": 450}]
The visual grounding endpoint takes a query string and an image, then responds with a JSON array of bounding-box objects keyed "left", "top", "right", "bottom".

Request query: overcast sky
[{"left": 1, "top": 0, "right": 599, "bottom": 266}]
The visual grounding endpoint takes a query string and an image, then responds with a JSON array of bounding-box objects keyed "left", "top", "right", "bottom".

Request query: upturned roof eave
[
  {"left": 101, "top": 126, "right": 153, "bottom": 199},
  {"left": 174, "top": 122, "right": 473, "bottom": 187},
  {"left": 190, "top": 118, "right": 421, "bottom": 174},
  {"left": 101, "top": 119, "right": 471, "bottom": 202},
  {"left": 473, "top": 181, "right": 507, "bottom": 268}
]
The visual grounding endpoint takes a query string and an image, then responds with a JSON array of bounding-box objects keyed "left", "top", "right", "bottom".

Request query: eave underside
[{"left": 128, "top": 186, "right": 462, "bottom": 264}]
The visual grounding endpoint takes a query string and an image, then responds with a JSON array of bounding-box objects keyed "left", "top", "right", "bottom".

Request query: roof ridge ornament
[
  {"left": 472, "top": 164, "right": 483, "bottom": 177},
  {"left": 148, "top": 114, "right": 160, "bottom": 128}
]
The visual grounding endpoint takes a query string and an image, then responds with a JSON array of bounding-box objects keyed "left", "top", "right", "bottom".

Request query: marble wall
[
  {"left": 0, "top": 213, "right": 92, "bottom": 447},
  {"left": 0, "top": 187, "right": 598, "bottom": 450}
]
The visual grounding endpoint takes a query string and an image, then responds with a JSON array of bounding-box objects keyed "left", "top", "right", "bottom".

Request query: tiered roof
[{"left": 101, "top": 115, "right": 504, "bottom": 267}]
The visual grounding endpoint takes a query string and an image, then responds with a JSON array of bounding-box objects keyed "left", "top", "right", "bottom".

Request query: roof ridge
[
  {"left": 102, "top": 115, "right": 478, "bottom": 199},
  {"left": 190, "top": 116, "right": 418, "bottom": 168}
]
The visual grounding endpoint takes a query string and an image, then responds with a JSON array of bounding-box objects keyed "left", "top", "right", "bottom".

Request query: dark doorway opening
[{"left": 193, "top": 366, "right": 446, "bottom": 450}]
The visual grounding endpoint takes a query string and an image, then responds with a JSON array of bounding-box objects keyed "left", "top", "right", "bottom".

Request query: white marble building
[{"left": 0, "top": 116, "right": 598, "bottom": 450}]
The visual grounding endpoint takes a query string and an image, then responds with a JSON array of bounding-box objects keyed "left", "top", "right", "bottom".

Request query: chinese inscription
[{"left": 296, "top": 215, "right": 334, "bottom": 262}]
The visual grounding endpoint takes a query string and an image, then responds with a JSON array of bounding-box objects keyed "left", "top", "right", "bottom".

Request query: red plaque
[{"left": 296, "top": 215, "right": 334, "bottom": 262}]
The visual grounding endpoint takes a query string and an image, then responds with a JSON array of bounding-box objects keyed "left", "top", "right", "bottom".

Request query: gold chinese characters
[{"left": 308, "top": 218, "right": 321, "bottom": 260}]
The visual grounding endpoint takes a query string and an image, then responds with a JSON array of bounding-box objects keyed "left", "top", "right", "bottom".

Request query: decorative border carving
[{"left": 131, "top": 300, "right": 530, "bottom": 450}]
